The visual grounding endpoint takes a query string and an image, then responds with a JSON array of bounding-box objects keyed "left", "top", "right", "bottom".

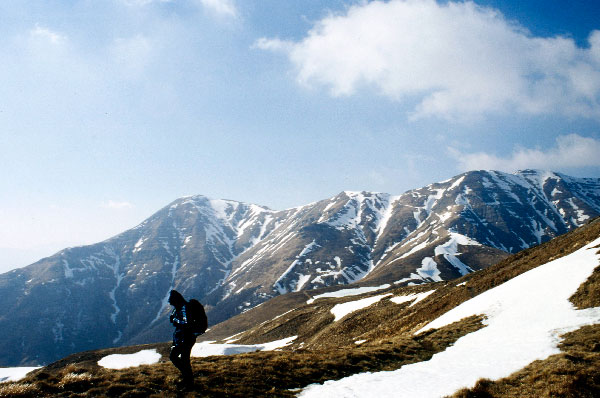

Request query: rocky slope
[
  {"left": 2, "top": 216, "right": 599, "bottom": 397},
  {"left": 0, "top": 169, "right": 599, "bottom": 366}
]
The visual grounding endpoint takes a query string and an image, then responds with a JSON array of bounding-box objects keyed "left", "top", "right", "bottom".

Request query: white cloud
[
  {"left": 26, "top": 26, "right": 70, "bottom": 60},
  {"left": 29, "top": 26, "right": 67, "bottom": 45},
  {"left": 253, "top": 37, "right": 291, "bottom": 52},
  {"left": 257, "top": 0, "right": 600, "bottom": 121},
  {"left": 120, "top": 0, "right": 237, "bottom": 18},
  {"left": 198, "top": 0, "right": 237, "bottom": 18},
  {"left": 451, "top": 134, "right": 600, "bottom": 172},
  {"left": 102, "top": 200, "right": 135, "bottom": 210}
]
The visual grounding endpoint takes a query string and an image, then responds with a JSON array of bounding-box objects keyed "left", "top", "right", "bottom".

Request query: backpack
[{"left": 186, "top": 299, "right": 208, "bottom": 335}]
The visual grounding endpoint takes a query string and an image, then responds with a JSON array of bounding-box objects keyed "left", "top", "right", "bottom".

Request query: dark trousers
[{"left": 170, "top": 339, "right": 195, "bottom": 381}]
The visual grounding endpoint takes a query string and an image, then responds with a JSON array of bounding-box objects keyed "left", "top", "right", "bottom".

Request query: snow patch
[
  {"left": 374, "top": 195, "right": 400, "bottom": 243},
  {"left": 330, "top": 294, "right": 392, "bottom": 321},
  {"left": 108, "top": 255, "right": 124, "bottom": 325},
  {"left": 438, "top": 211, "right": 453, "bottom": 223},
  {"left": 567, "top": 198, "right": 590, "bottom": 225},
  {"left": 398, "top": 239, "right": 430, "bottom": 260},
  {"left": 0, "top": 367, "right": 40, "bottom": 383},
  {"left": 307, "top": 284, "right": 390, "bottom": 304},
  {"left": 416, "top": 257, "right": 442, "bottom": 282},
  {"left": 434, "top": 233, "right": 479, "bottom": 275},
  {"left": 295, "top": 274, "right": 312, "bottom": 291},
  {"left": 424, "top": 189, "right": 444, "bottom": 213},
  {"left": 448, "top": 176, "right": 465, "bottom": 191},
  {"left": 390, "top": 290, "right": 436, "bottom": 307},
  {"left": 181, "top": 235, "right": 192, "bottom": 248},
  {"left": 132, "top": 237, "right": 147, "bottom": 253},
  {"left": 62, "top": 259, "right": 73, "bottom": 278},
  {"left": 191, "top": 336, "right": 296, "bottom": 357},
  {"left": 98, "top": 349, "right": 161, "bottom": 370},
  {"left": 326, "top": 194, "right": 363, "bottom": 230},
  {"left": 273, "top": 259, "right": 300, "bottom": 294}
]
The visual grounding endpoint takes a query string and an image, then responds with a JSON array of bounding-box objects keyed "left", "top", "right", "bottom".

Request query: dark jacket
[{"left": 170, "top": 304, "right": 195, "bottom": 345}]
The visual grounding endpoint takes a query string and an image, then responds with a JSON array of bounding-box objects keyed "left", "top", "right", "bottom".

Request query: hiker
[{"left": 168, "top": 289, "right": 196, "bottom": 387}]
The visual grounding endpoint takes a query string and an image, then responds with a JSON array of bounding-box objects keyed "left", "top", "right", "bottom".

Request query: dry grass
[
  {"left": 1, "top": 316, "right": 484, "bottom": 397},
  {"left": 571, "top": 263, "right": 600, "bottom": 309},
  {"left": 57, "top": 374, "right": 92, "bottom": 390},
  {"left": 0, "top": 383, "right": 39, "bottom": 397}
]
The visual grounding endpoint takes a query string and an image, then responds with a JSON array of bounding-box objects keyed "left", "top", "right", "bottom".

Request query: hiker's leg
[
  {"left": 170, "top": 344, "right": 186, "bottom": 373},
  {"left": 180, "top": 340, "right": 194, "bottom": 382}
]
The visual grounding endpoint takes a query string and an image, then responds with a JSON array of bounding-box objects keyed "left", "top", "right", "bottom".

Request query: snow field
[
  {"left": 0, "top": 367, "right": 40, "bottom": 383},
  {"left": 434, "top": 233, "right": 478, "bottom": 275},
  {"left": 311, "top": 286, "right": 434, "bottom": 322},
  {"left": 299, "top": 237, "right": 600, "bottom": 398},
  {"left": 390, "top": 290, "right": 435, "bottom": 307},
  {"left": 191, "top": 336, "right": 297, "bottom": 357},
  {"left": 97, "top": 349, "right": 162, "bottom": 370},
  {"left": 306, "top": 284, "right": 390, "bottom": 304},
  {"left": 330, "top": 294, "right": 392, "bottom": 321}
]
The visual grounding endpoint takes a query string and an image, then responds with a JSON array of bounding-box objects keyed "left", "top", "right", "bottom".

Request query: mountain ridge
[
  {"left": 2, "top": 215, "right": 599, "bottom": 397},
  {"left": 1, "top": 169, "right": 599, "bottom": 366}
]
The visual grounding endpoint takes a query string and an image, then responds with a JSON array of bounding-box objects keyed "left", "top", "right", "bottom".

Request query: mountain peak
[{"left": 1, "top": 170, "right": 599, "bottom": 366}]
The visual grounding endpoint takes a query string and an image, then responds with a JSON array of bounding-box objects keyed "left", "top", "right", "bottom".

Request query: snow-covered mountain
[
  {"left": 5, "top": 215, "right": 599, "bottom": 397},
  {"left": 199, "top": 212, "right": 600, "bottom": 398},
  {"left": 0, "top": 169, "right": 599, "bottom": 366}
]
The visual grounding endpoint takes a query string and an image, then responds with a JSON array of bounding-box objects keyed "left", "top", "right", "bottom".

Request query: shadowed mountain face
[{"left": 1, "top": 169, "right": 599, "bottom": 366}]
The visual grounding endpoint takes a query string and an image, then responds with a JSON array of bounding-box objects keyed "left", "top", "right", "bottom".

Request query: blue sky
[{"left": 1, "top": 0, "right": 600, "bottom": 271}]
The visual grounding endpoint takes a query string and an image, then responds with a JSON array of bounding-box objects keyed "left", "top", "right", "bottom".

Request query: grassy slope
[
  {"left": 2, "top": 218, "right": 599, "bottom": 397},
  {"left": 0, "top": 315, "right": 484, "bottom": 398}
]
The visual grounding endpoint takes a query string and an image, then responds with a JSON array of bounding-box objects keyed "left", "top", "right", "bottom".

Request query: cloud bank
[
  {"left": 452, "top": 134, "right": 600, "bottom": 172},
  {"left": 256, "top": 0, "right": 600, "bottom": 120}
]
